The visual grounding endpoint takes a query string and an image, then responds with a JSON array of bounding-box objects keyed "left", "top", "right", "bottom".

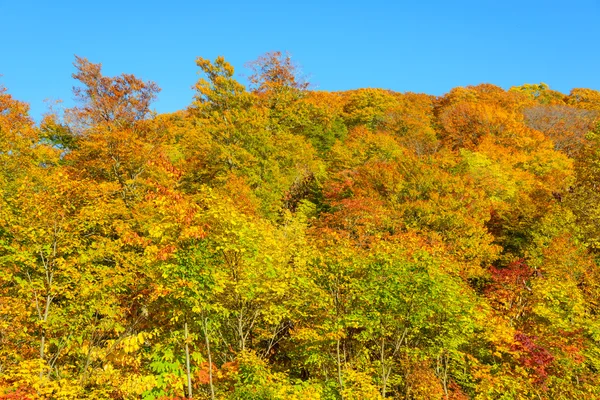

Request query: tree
[
  {"left": 64, "top": 56, "right": 164, "bottom": 205},
  {"left": 69, "top": 56, "right": 160, "bottom": 128},
  {"left": 522, "top": 104, "right": 597, "bottom": 156},
  {"left": 246, "top": 51, "right": 309, "bottom": 96},
  {"left": 510, "top": 83, "right": 566, "bottom": 105}
]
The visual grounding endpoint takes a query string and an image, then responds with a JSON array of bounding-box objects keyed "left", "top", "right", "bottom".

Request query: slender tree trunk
[
  {"left": 437, "top": 352, "right": 449, "bottom": 400},
  {"left": 336, "top": 338, "right": 345, "bottom": 400},
  {"left": 381, "top": 337, "right": 387, "bottom": 399},
  {"left": 202, "top": 317, "right": 215, "bottom": 400},
  {"left": 37, "top": 248, "right": 55, "bottom": 394},
  {"left": 39, "top": 298, "right": 49, "bottom": 385},
  {"left": 184, "top": 321, "right": 193, "bottom": 399},
  {"left": 237, "top": 309, "right": 245, "bottom": 351}
]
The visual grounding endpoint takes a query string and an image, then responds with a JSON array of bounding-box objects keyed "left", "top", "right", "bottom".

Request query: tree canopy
[{"left": 1, "top": 54, "right": 599, "bottom": 399}]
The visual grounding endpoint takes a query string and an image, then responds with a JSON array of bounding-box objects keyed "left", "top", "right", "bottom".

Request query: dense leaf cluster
[{"left": 1, "top": 53, "right": 600, "bottom": 399}]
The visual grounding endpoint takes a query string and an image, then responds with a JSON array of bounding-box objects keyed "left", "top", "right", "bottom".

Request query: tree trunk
[
  {"left": 202, "top": 317, "right": 215, "bottom": 400},
  {"left": 184, "top": 321, "right": 193, "bottom": 399},
  {"left": 336, "top": 338, "right": 345, "bottom": 400},
  {"left": 381, "top": 337, "right": 387, "bottom": 398}
]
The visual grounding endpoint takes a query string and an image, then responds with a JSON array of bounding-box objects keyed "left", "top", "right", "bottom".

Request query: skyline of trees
[{"left": 1, "top": 52, "right": 599, "bottom": 399}]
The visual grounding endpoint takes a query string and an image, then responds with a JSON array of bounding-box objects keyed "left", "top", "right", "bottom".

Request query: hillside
[{"left": 1, "top": 52, "right": 600, "bottom": 399}]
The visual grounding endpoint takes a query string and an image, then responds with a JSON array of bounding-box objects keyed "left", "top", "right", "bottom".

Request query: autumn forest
[{"left": 1, "top": 52, "right": 600, "bottom": 399}]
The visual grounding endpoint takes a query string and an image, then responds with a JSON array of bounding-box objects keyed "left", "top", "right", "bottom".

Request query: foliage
[{"left": 0, "top": 54, "right": 598, "bottom": 399}]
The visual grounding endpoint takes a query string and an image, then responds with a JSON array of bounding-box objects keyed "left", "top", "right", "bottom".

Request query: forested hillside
[{"left": 1, "top": 52, "right": 600, "bottom": 399}]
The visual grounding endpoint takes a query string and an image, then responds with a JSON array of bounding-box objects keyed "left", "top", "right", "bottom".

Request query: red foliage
[
  {"left": 488, "top": 259, "right": 535, "bottom": 288},
  {"left": 193, "top": 360, "right": 239, "bottom": 388},
  {"left": 157, "top": 397, "right": 187, "bottom": 400},
  {"left": 484, "top": 259, "right": 537, "bottom": 323},
  {"left": 193, "top": 362, "right": 215, "bottom": 385},
  {"left": 0, "top": 389, "right": 33, "bottom": 400},
  {"left": 511, "top": 332, "right": 555, "bottom": 385},
  {"left": 448, "top": 380, "right": 470, "bottom": 400}
]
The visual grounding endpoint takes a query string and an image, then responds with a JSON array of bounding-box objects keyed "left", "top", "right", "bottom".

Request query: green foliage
[{"left": 1, "top": 54, "right": 599, "bottom": 399}]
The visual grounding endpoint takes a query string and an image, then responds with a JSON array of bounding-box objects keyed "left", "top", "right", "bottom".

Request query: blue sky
[{"left": 1, "top": 0, "right": 599, "bottom": 120}]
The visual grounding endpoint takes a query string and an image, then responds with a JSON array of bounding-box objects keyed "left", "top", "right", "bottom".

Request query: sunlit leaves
[{"left": 2, "top": 53, "right": 600, "bottom": 399}]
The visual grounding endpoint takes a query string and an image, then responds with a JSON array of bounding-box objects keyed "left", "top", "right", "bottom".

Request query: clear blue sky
[{"left": 1, "top": 0, "right": 599, "bottom": 120}]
